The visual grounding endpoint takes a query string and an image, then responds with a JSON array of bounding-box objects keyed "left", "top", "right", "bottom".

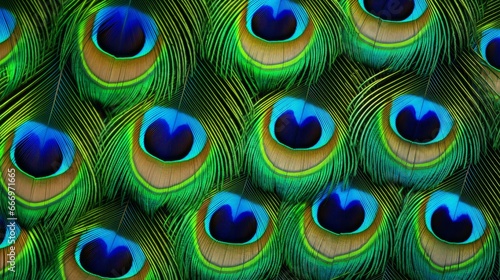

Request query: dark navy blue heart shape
[
  {"left": 97, "top": 10, "right": 145, "bottom": 58},
  {"left": 251, "top": 6, "right": 297, "bottom": 41},
  {"left": 209, "top": 205, "right": 257, "bottom": 244},
  {"left": 80, "top": 238, "right": 133, "bottom": 278},
  {"left": 144, "top": 119, "right": 194, "bottom": 161},
  {"left": 431, "top": 206, "right": 472, "bottom": 243},
  {"left": 317, "top": 193, "right": 365, "bottom": 234},
  {"left": 364, "top": 0, "right": 415, "bottom": 21},
  {"left": 395, "top": 106, "right": 441, "bottom": 143},
  {"left": 14, "top": 133, "right": 63, "bottom": 178},
  {"left": 275, "top": 110, "right": 322, "bottom": 149}
]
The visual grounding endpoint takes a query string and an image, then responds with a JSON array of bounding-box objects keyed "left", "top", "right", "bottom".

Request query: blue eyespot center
[
  {"left": 96, "top": 12, "right": 146, "bottom": 58},
  {"left": 363, "top": 0, "right": 415, "bottom": 21},
  {"left": 425, "top": 191, "right": 487, "bottom": 244},
  {"left": 431, "top": 206, "right": 472, "bottom": 243},
  {"left": 395, "top": 106, "right": 440, "bottom": 143},
  {"left": 389, "top": 95, "right": 453, "bottom": 145},
  {"left": 92, "top": 7, "right": 159, "bottom": 59},
  {"left": 140, "top": 107, "right": 207, "bottom": 162},
  {"left": 80, "top": 238, "right": 133, "bottom": 278},
  {"left": 486, "top": 38, "right": 500, "bottom": 70},
  {"left": 14, "top": 133, "right": 63, "bottom": 178},
  {"left": 312, "top": 183, "right": 379, "bottom": 235},
  {"left": 251, "top": 6, "right": 297, "bottom": 41},
  {"left": 75, "top": 228, "right": 146, "bottom": 279},
  {"left": 144, "top": 119, "right": 194, "bottom": 161},
  {"left": 275, "top": 110, "right": 322, "bottom": 149},
  {"left": 317, "top": 193, "right": 365, "bottom": 234},
  {"left": 209, "top": 205, "right": 257, "bottom": 244}
]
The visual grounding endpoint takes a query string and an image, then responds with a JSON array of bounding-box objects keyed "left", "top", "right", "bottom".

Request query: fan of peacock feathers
[{"left": 1, "top": 0, "right": 500, "bottom": 279}]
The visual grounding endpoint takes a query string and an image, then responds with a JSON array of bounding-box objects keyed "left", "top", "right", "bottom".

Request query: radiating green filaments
[
  {"left": 280, "top": 174, "right": 400, "bottom": 280},
  {"left": 203, "top": 0, "right": 344, "bottom": 91}
]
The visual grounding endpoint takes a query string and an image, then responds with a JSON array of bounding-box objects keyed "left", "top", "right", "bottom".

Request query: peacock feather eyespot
[
  {"left": 477, "top": 28, "right": 500, "bottom": 101},
  {"left": 281, "top": 176, "right": 399, "bottom": 279},
  {"left": 396, "top": 190, "right": 496, "bottom": 280},
  {"left": 175, "top": 178, "right": 281, "bottom": 279},
  {"left": 74, "top": 228, "right": 147, "bottom": 279},
  {"left": 138, "top": 107, "right": 207, "bottom": 163},
  {"left": 270, "top": 97, "right": 335, "bottom": 151},
  {"left": 80, "top": 6, "right": 159, "bottom": 84},
  {"left": 205, "top": 192, "right": 268, "bottom": 245},
  {"left": 0, "top": 8, "right": 18, "bottom": 63},
  {"left": 388, "top": 95, "right": 454, "bottom": 147},
  {"left": 204, "top": 0, "right": 344, "bottom": 90},
  {"left": 246, "top": 0, "right": 308, "bottom": 43},
  {"left": 9, "top": 121, "right": 75, "bottom": 179},
  {"left": 425, "top": 192, "right": 486, "bottom": 245},
  {"left": 341, "top": 0, "right": 483, "bottom": 73},
  {"left": 247, "top": 95, "right": 345, "bottom": 201},
  {"left": 132, "top": 106, "right": 211, "bottom": 192},
  {"left": 479, "top": 29, "right": 500, "bottom": 72}
]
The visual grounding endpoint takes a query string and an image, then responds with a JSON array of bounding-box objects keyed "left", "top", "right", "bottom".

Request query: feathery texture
[
  {"left": 202, "top": 0, "right": 345, "bottom": 91},
  {"left": 340, "top": 0, "right": 484, "bottom": 74},
  {"left": 99, "top": 60, "right": 252, "bottom": 215},
  {"left": 0, "top": 0, "right": 57, "bottom": 99},
  {"left": 58, "top": 0, "right": 208, "bottom": 112},
  {"left": 394, "top": 147, "right": 500, "bottom": 279},
  {"left": 350, "top": 52, "right": 493, "bottom": 189},
  {"left": 280, "top": 172, "right": 402, "bottom": 280},
  {"left": 0, "top": 51, "right": 103, "bottom": 230},
  {"left": 173, "top": 177, "right": 282, "bottom": 280},
  {"left": 41, "top": 200, "right": 179, "bottom": 279}
]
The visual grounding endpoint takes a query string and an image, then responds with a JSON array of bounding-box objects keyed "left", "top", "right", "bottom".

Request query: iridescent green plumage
[
  {"left": 0, "top": 215, "right": 59, "bottom": 280},
  {"left": 59, "top": 0, "right": 208, "bottom": 112},
  {"left": 41, "top": 200, "right": 179, "bottom": 279},
  {"left": 474, "top": 0, "right": 500, "bottom": 148},
  {"left": 0, "top": 0, "right": 57, "bottom": 99},
  {"left": 99, "top": 60, "right": 252, "bottom": 215},
  {"left": 202, "top": 0, "right": 345, "bottom": 91},
  {"left": 0, "top": 52, "right": 103, "bottom": 230},
  {"left": 245, "top": 56, "right": 372, "bottom": 202},
  {"left": 172, "top": 177, "right": 282, "bottom": 280},
  {"left": 394, "top": 147, "right": 500, "bottom": 280},
  {"left": 280, "top": 172, "right": 401, "bottom": 280}
]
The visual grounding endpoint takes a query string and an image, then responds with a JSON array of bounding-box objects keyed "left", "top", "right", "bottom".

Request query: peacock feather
[
  {"left": 340, "top": 0, "right": 484, "bottom": 73},
  {"left": 0, "top": 0, "right": 57, "bottom": 100},
  {"left": 0, "top": 51, "right": 103, "bottom": 230},
  {"left": 58, "top": 0, "right": 208, "bottom": 111},
  {"left": 245, "top": 56, "right": 372, "bottom": 202},
  {"left": 0, "top": 214, "right": 59, "bottom": 280},
  {"left": 99, "top": 60, "right": 252, "bottom": 215},
  {"left": 474, "top": 0, "right": 500, "bottom": 149},
  {"left": 41, "top": 199, "right": 180, "bottom": 279},
  {"left": 202, "top": 0, "right": 345, "bottom": 91},
  {"left": 280, "top": 172, "right": 402, "bottom": 280},
  {"left": 350, "top": 52, "right": 492, "bottom": 189},
  {"left": 0, "top": 0, "right": 499, "bottom": 279},
  {"left": 394, "top": 146, "right": 500, "bottom": 280},
  {"left": 172, "top": 176, "right": 282, "bottom": 280}
]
